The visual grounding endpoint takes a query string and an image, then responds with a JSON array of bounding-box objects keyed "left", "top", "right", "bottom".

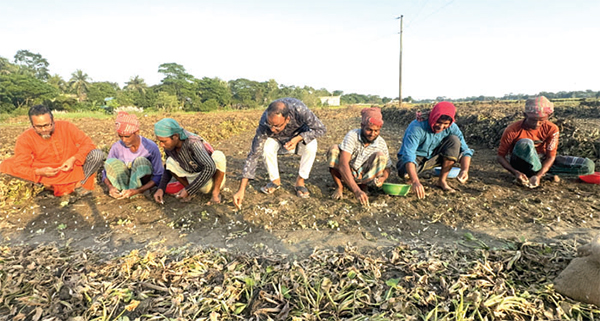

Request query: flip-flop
[
  {"left": 260, "top": 182, "right": 281, "bottom": 194},
  {"left": 295, "top": 185, "right": 310, "bottom": 199}
]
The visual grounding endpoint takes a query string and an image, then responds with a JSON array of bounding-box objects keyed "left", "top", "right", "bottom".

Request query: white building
[{"left": 319, "top": 96, "right": 341, "bottom": 106}]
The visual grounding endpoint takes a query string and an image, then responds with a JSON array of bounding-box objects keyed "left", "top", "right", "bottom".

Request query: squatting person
[
  {"left": 496, "top": 96, "right": 595, "bottom": 188},
  {"left": 233, "top": 97, "right": 326, "bottom": 209},
  {"left": 102, "top": 112, "right": 164, "bottom": 199},
  {"left": 153, "top": 118, "right": 226, "bottom": 204},
  {"left": 396, "top": 101, "right": 473, "bottom": 199},
  {"left": 327, "top": 107, "right": 391, "bottom": 206},
  {"left": 0, "top": 104, "right": 105, "bottom": 198}
]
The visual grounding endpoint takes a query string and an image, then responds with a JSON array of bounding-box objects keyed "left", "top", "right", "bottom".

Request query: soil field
[{"left": 0, "top": 101, "right": 599, "bottom": 320}]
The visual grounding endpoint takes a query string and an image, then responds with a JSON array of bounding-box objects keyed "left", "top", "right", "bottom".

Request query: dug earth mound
[{"left": 0, "top": 100, "right": 598, "bottom": 319}]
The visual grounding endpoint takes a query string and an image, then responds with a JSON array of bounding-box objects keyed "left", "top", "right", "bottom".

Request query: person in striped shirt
[
  {"left": 327, "top": 107, "right": 391, "bottom": 206},
  {"left": 153, "top": 118, "right": 226, "bottom": 204}
]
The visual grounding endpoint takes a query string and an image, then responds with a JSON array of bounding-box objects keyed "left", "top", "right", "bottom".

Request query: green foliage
[
  {"left": 43, "top": 94, "right": 79, "bottom": 111},
  {"left": 0, "top": 73, "right": 58, "bottom": 112},
  {"left": 14, "top": 50, "right": 50, "bottom": 81},
  {"left": 0, "top": 56, "right": 19, "bottom": 74},
  {"left": 69, "top": 69, "right": 91, "bottom": 102},
  {"left": 156, "top": 91, "right": 180, "bottom": 111},
  {"left": 125, "top": 75, "right": 147, "bottom": 95},
  {"left": 47, "top": 74, "right": 67, "bottom": 93},
  {"left": 87, "top": 81, "right": 118, "bottom": 104},
  {"left": 195, "top": 77, "right": 231, "bottom": 107},
  {"left": 200, "top": 98, "right": 219, "bottom": 112}
]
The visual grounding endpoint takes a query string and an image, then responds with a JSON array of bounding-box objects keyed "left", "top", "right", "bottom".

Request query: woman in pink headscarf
[{"left": 397, "top": 102, "right": 473, "bottom": 199}]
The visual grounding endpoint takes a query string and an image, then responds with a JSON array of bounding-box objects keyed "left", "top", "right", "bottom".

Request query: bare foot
[
  {"left": 180, "top": 195, "right": 194, "bottom": 203},
  {"left": 436, "top": 180, "right": 456, "bottom": 193},
  {"left": 331, "top": 189, "right": 344, "bottom": 200},
  {"left": 206, "top": 194, "right": 221, "bottom": 205}
]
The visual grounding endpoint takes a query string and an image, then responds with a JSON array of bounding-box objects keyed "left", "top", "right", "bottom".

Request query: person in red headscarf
[
  {"left": 327, "top": 107, "right": 391, "bottom": 206},
  {"left": 397, "top": 101, "right": 473, "bottom": 199},
  {"left": 0, "top": 105, "right": 105, "bottom": 198},
  {"left": 102, "top": 112, "right": 164, "bottom": 199},
  {"left": 497, "top": 96, "right": 594, "bottom": 188}
]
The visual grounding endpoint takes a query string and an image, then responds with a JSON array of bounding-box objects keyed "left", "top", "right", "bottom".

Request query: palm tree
[
  {"left": 125, "top": 75, "right": 148, "bottom": 95},
  {"left": 48, "top": 74, "right": 67, "bottom": 93},
  {"left": 69, "top": 69, "right": 91, "bottom": 102}
]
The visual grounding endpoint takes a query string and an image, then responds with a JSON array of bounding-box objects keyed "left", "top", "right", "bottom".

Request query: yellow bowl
[{"left": 382, "top": 183, "right": 411, "bottom": 196}]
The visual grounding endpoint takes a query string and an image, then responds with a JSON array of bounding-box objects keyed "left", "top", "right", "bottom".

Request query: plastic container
[
  {"left": 433, "top": 167, "right": 461, "bottom": 178},
  {"left": 579, "top": 172, "right": 600, "bottom": 184},
  {"left": 165, "top": 181, "right": 185, "bottom": 194},
  {"left": 382, "top": 183, "right": 411, "bottom": 196}
]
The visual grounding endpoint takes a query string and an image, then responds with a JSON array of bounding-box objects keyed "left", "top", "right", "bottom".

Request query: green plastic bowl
[{"left": 382, "top": 183, "right": 411, "bottom": 196}]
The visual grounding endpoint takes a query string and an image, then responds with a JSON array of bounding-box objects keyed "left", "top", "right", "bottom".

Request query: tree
[
  {"left": 125, "top": 75, "right": 148, "bottom": 95},
  {"left": 69, "top": 70, "right": 91, "bottom": 102},
  {"left": 14, "top": 50, "right": 50, "bottom": 81},
  {"left": 157, "top": 63, "right": 196, "bottom": 106},
  {"left": 0, "top": 56, "right": 18, "bottom": 75},
  {"left": 156, "top": 91, "right": 180, "bottom": 111},
  {"left": 333, "top": 90, "right": 344, "bottom": 96},
  {"left": 195, "top": 77, "right": 231, "bottom": 107},
  {"left": 87, "top": 82, "right": 119, "bottom": 104},
  {"left": 0, "top": 73, "right": 58, "bottom": 112},
  {"left": 47, "top": 74, "right": 67, "bottom": 93}
]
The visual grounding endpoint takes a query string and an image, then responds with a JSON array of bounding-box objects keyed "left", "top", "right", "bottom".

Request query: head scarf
[
  {"left": 428, "top": 101, "right": 456, "bottom": 132},
  {"left": 525, "top": 96, "right": 554, "bottom": 117},
  {"left": 361, "top": 107, "right": 384, "bottom": 126},
  {"left": 154, "top": 118, "right": 188, "bottom": 140},
  {"left": 115, "top": 111, "right": 140, "bottom": 135}
]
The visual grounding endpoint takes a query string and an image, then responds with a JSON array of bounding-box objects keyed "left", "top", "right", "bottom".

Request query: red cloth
[
  {"left": 497, "top": 120, "right": 559, "bottom": 157},
  {"left": 428, "top": 101, "right": 456, "bottom": 131},
  {"left": 0, "top": 121, "right": 97, "bottom": 196},
  {"left": 525, "top": 96, "right": 554, "bottom": 117},
  {"left": 115, "top": 111, "right": 140, "bottom": 135},
  {"left": 361, "top": 107, "right": 384, "bottom": 126}
]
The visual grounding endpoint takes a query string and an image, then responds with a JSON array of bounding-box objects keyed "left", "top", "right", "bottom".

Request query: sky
[{"left": 1, "top": 0, "right": 598, "bottom": 100}]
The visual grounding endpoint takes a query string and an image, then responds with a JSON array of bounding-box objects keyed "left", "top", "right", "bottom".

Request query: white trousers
[{"left": 263, "top": 138, "right": 318, "bottom": 181}]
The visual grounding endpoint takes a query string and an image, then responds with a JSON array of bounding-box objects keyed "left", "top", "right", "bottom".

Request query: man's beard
[
  {"left": 360, "top": 130, "right": 376, "bottom": 144},
  {"left": 39, "top": 130, "right": 54, "bottom": 139}
]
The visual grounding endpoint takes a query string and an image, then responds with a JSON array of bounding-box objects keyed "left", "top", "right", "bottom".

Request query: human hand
[
  {"left": 176, "top": 188, "right": 190, "bottom": 202},
  {"left": 59, "top": 157, "right": 76, "bottom": 172},
  {"left": 412, "top": 181, "right": 425, "bottom": 199},
  {"left": 374, "top": 175, "right": 387, "bottom": 187},
  {"left": 36, "top": 167, "right": 60, "bottom": 177},
  {"left": 514, "top": 171, "right": 529, "bottom": 185},
  {"left": 529, "top": 175, "right": 540, "bottom": 188},
  {"left": 108, "top": 186, "right": 122, "bottom": 199},
  {"left": 233, "top": 190, "right": 244, "bottom": 210},
  {"left": 354, "top": 190, "right": 370, "bottom": 207},
  {"left": 120, "top": 189, "right": 139, "bottom": 199},
  {"left": 154, "top": 189, "right": 164, "bottom": 204},
  {"left": 457, "top": 170, "right": 469, "bottom": 184},
  {"left": 283, "top": 140, "right": 298, "bottom": 151}
]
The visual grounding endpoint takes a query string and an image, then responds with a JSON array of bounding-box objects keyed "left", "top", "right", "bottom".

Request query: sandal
[
  {"left": 260, "top": 182, "right": 281, "bottom": 194},
  {"left": 295, "top": 185, "right": 310, "bottom": 199}
]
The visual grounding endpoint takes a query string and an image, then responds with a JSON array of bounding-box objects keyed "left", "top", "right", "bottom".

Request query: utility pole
[{"left": 397, "top": 15, "right": 403, "bottom": 108}]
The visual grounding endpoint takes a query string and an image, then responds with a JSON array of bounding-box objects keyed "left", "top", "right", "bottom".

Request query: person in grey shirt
[{"left": 233, "top": 98, "right": 326, "bottom": 209}]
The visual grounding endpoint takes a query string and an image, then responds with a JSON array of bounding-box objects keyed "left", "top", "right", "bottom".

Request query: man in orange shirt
[
  {"left": 0, "top": 105, "right": 105, "bottom": 197},
  {"left": 497, "top": 96, "right": 594, "bottom": 188}
]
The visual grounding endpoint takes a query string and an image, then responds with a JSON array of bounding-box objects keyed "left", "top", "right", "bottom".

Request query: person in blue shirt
[{"left": 396, "top": 101, "right": 473, "bottom": 199}]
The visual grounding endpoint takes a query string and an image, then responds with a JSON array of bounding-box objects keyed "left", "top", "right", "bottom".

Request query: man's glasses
[
  {"left": 33, "top": 122, "right": 54, "bottom": 130},
  {"left": 267, "top": 118, "right": 288, "bottom": 130}
]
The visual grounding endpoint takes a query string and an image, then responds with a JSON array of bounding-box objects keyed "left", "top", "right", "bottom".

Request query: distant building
[{"left": 319, "top": 96, "right": 341, "bottom": 106}]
